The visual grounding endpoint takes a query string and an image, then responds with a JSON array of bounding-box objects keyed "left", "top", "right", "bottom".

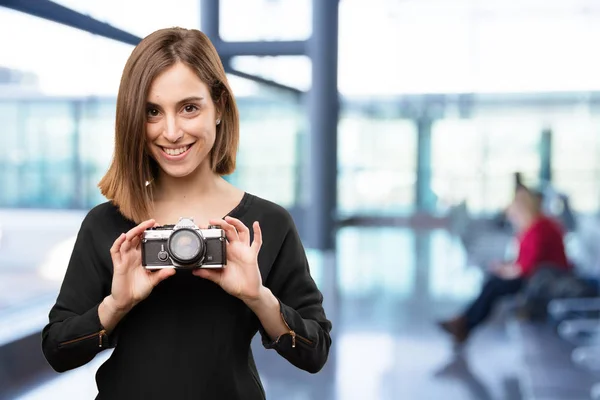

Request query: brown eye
[
  {"left": 146, "top": 108, "right": 160, "bottom": 118},
  {"left": 183, "top": 104, "right": 198, "bottom": 113}
]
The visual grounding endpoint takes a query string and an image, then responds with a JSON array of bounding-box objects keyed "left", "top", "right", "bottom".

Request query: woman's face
[
  {"left": 506, "top": 199, "right": 525, "bottom": 228},
  {"left": 506, "top": 190, "right": 535, "bottom": 230},
  {"left": 145, "top": 62, "right": 220, "bottom": 179}
]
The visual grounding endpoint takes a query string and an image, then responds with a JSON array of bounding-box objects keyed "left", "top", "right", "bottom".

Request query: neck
[
  {"left": 153, "top": 160, "right": 223, "bottom": 204},
  {"left": 519, "top": 212, "right": 541, "bottom": 232}
]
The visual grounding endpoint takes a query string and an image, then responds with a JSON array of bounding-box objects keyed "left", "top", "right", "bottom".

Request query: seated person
[{"left": 438, "top": 186, "right": 570, "bottom": 344}]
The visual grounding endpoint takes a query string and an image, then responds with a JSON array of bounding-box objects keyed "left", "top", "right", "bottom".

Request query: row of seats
[
  {"left": 544, "top": 182, "right": 600, "bottom": 394},
  {"left": 512, "top": 199, "right": 600, "bottom": 399},
  {"left": 547, "top": 296, "right": 600, "bottom": 399},
  {"left": 447, "top": 182, "right": 600, "bottom": 399}
]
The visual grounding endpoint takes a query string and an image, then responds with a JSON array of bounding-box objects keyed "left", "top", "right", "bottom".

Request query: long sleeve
[
  {"left": 258, "top": 213, "right": 332, "bottom": 374},
  {"left": 41, "top": 211, "right": 113, "bottom": 373}
]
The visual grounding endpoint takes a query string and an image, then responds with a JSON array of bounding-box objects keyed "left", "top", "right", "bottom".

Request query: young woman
[{"left": 42, "top": 27, "right": 332, "bottom": 399}]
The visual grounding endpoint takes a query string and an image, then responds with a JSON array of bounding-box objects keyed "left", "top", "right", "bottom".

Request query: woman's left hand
[{"left": 193, "top": 216, "right": 263, "bottom": 302}]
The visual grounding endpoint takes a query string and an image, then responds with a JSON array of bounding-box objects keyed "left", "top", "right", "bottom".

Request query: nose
[{"left": 162, "top": 114, "right": 183, "bottom": 143}]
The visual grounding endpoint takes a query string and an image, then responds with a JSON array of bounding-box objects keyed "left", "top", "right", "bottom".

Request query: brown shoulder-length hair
[{"left": 98, "top": 27, "right": 239, "bottom": 223}]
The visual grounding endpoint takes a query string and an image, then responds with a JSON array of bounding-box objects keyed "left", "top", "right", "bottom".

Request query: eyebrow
[{"left": 146, "top": 96, "right": 205, "bottom": 108}]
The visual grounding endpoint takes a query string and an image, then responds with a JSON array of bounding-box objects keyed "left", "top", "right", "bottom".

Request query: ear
[{"left": 215, "top": 90, "right": 227, "bottom": 121}]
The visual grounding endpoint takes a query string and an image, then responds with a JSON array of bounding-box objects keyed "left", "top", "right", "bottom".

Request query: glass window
[
  {"left": 0, "top": 101, "right": 22, "bottom": 207},
  {"left": 339, "top": 0, "right": 600, "bottom": 96},
  {"left": 0, "top": 94, "right": 304, "bottom": 210},
  {"left": 431, "top": 119, "right": 485, "bottom": 211},
  {"left": 432, "top": 115, "right": 541, "bottom": 214},
  {"left": 0, "top": 100, "right": 81, "bottom": 208},
  {"left": 230, "top": 56, "right": 311, "bottom": 92},
  {"left": 339, "top": 1, "right": 473, "bottom": 96},
  {"left": 0, "top": 7, "right": 132, "bottom": 208},
  {"left": 231, "top": 94, "right": 304, "bottom": 208},
  {"left": 53, "top": 0, "right": 200, "bottom": 38},
  {"left": 219, "top": 0, "right": 311, "bottom": 42},
  {"left": 22, "top": 102, "right": 77, "bottom": 208},
  {"left": 338, "top": 115, "right": 417, "bottom": 217},
  {"left": 0, "top": 7, "right": 132, "bottom": 97},
  {"left": 79, "top": 99, "right": 119, "bottom": 208},
  {"left": 551, "top": 114, "right": 600, "bottom": 213}
]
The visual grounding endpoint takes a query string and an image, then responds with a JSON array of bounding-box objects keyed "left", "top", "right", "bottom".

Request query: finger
[
  {"left": 120, "top": 236, "right": 133, "bottom": 254},
  {"left": 193, "top": 268, "right": 222, "bottom": 284},
  {"left": 225, "top": 216, "right": 250, "bottom": 245},
  {"left": 251, "top": 221, "right": 263, "bottom": 253},
  {"left": 209, "top": 218, "right": 239, "bottom": 242},
  {"left": 131, "top": 235, "right": 141, "bottom": 250},
  {"left": 150, "top": 268, "right": 176, "bottom": 286},
  {"left": 110, "top": 233, "right": 126, "bottom": 263},
  {"left": 110, "top": 233, "right": 126, "bottom": 255},
  {"left": 126, "top": 219, "right": 155, "bottom": 241}
]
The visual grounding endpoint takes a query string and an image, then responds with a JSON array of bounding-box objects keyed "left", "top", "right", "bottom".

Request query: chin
[
  {"left": 158, "top": 165, "right": 198, "bottom": 178},
  {"left": 148, "top": 145, "right": 212, "bottom": 179}
]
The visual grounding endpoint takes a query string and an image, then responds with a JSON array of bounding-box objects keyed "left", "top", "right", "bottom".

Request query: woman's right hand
[{"left": 108, "top": 219, "right": 176, "bottom": 312}]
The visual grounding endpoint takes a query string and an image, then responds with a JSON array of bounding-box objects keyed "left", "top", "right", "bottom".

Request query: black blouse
[{"left": 41, "top": 193, "right": 332, "bottom": 399}]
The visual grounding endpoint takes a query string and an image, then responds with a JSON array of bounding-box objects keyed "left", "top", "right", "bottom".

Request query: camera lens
[{"left": 167, "top": 228, "right": 204, "bottom": 265}]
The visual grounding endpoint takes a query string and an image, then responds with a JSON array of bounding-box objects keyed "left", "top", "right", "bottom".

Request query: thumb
[{"left": 151, "top": 268, "right": 176, "bottom": 286}]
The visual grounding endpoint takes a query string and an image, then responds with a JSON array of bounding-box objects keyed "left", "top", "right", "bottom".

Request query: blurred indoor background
[{"left": 1, "top": 0, "right": 600, "bottom": 399}]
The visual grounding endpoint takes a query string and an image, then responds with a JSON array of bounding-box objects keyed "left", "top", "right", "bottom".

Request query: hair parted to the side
[{"left": 98, "top": 27, "right": 239, "bottom": 223}]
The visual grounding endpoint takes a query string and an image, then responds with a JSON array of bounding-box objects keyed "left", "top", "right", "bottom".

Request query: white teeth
[{"left": 162, "top": 145, "right": 190, "bottom": 156}]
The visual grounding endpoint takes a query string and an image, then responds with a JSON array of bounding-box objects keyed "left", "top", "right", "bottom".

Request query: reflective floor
[{"left": 3, "top": 226, "right": 557, "bottom": 399}]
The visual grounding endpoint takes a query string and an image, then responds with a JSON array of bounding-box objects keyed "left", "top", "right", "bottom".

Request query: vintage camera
[{"left": 142, "top": 217, "right": 226, "bottom": 269}]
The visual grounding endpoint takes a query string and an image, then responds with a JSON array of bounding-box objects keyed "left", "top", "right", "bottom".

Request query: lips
[
  {"left": 158, "top": 143, "right": 195, "bottom": 160},
  {"left": 161, "top": 144, "right": 191, "bottom": 156}
]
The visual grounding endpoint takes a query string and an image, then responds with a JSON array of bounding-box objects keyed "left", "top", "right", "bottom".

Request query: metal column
[
  {"left": 306, "top": 0, "right": 339, "bottom": 251},
  {"left": 540, "top": 127, "right": 553, "bottom": 184},
  {"left": 200, "top": 0, "right": 220, "bottom": 43},
  {"left": 416, "top": 117, "right": 434, "bottom": 212},
  {"left": 0, "top": 0, "right": 142, "bottom": 45}
]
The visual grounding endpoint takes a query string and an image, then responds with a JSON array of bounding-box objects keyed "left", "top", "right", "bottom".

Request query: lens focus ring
[{"left": 167, "top": 228, "right": 205, "bottom": 266}]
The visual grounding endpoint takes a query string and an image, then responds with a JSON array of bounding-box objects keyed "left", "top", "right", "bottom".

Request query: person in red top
[
  {"left": 439, "top": 186, "right": 569, "bottom": 345},
  {"left": 515, "top": 215, "right": 569, "bottom": 278}
]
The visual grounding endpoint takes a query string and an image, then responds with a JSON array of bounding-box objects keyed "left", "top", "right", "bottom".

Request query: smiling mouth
[{"left": 160, "top": 144, "right": 193, "bottom": 156}]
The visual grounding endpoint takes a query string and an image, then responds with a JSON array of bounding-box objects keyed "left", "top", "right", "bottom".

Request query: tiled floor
[{"left": 0, "top": 225, "right": 572, "bottom": 399}]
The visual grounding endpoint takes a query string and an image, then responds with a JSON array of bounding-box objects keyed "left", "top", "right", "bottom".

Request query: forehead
[{"left": 147, "top": 62, "right": 210, "bottom": 103}]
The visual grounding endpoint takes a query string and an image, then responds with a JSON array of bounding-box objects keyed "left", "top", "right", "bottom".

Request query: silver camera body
[{"left": 141, "top": 217, "right": 226, "bottom": 269}]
